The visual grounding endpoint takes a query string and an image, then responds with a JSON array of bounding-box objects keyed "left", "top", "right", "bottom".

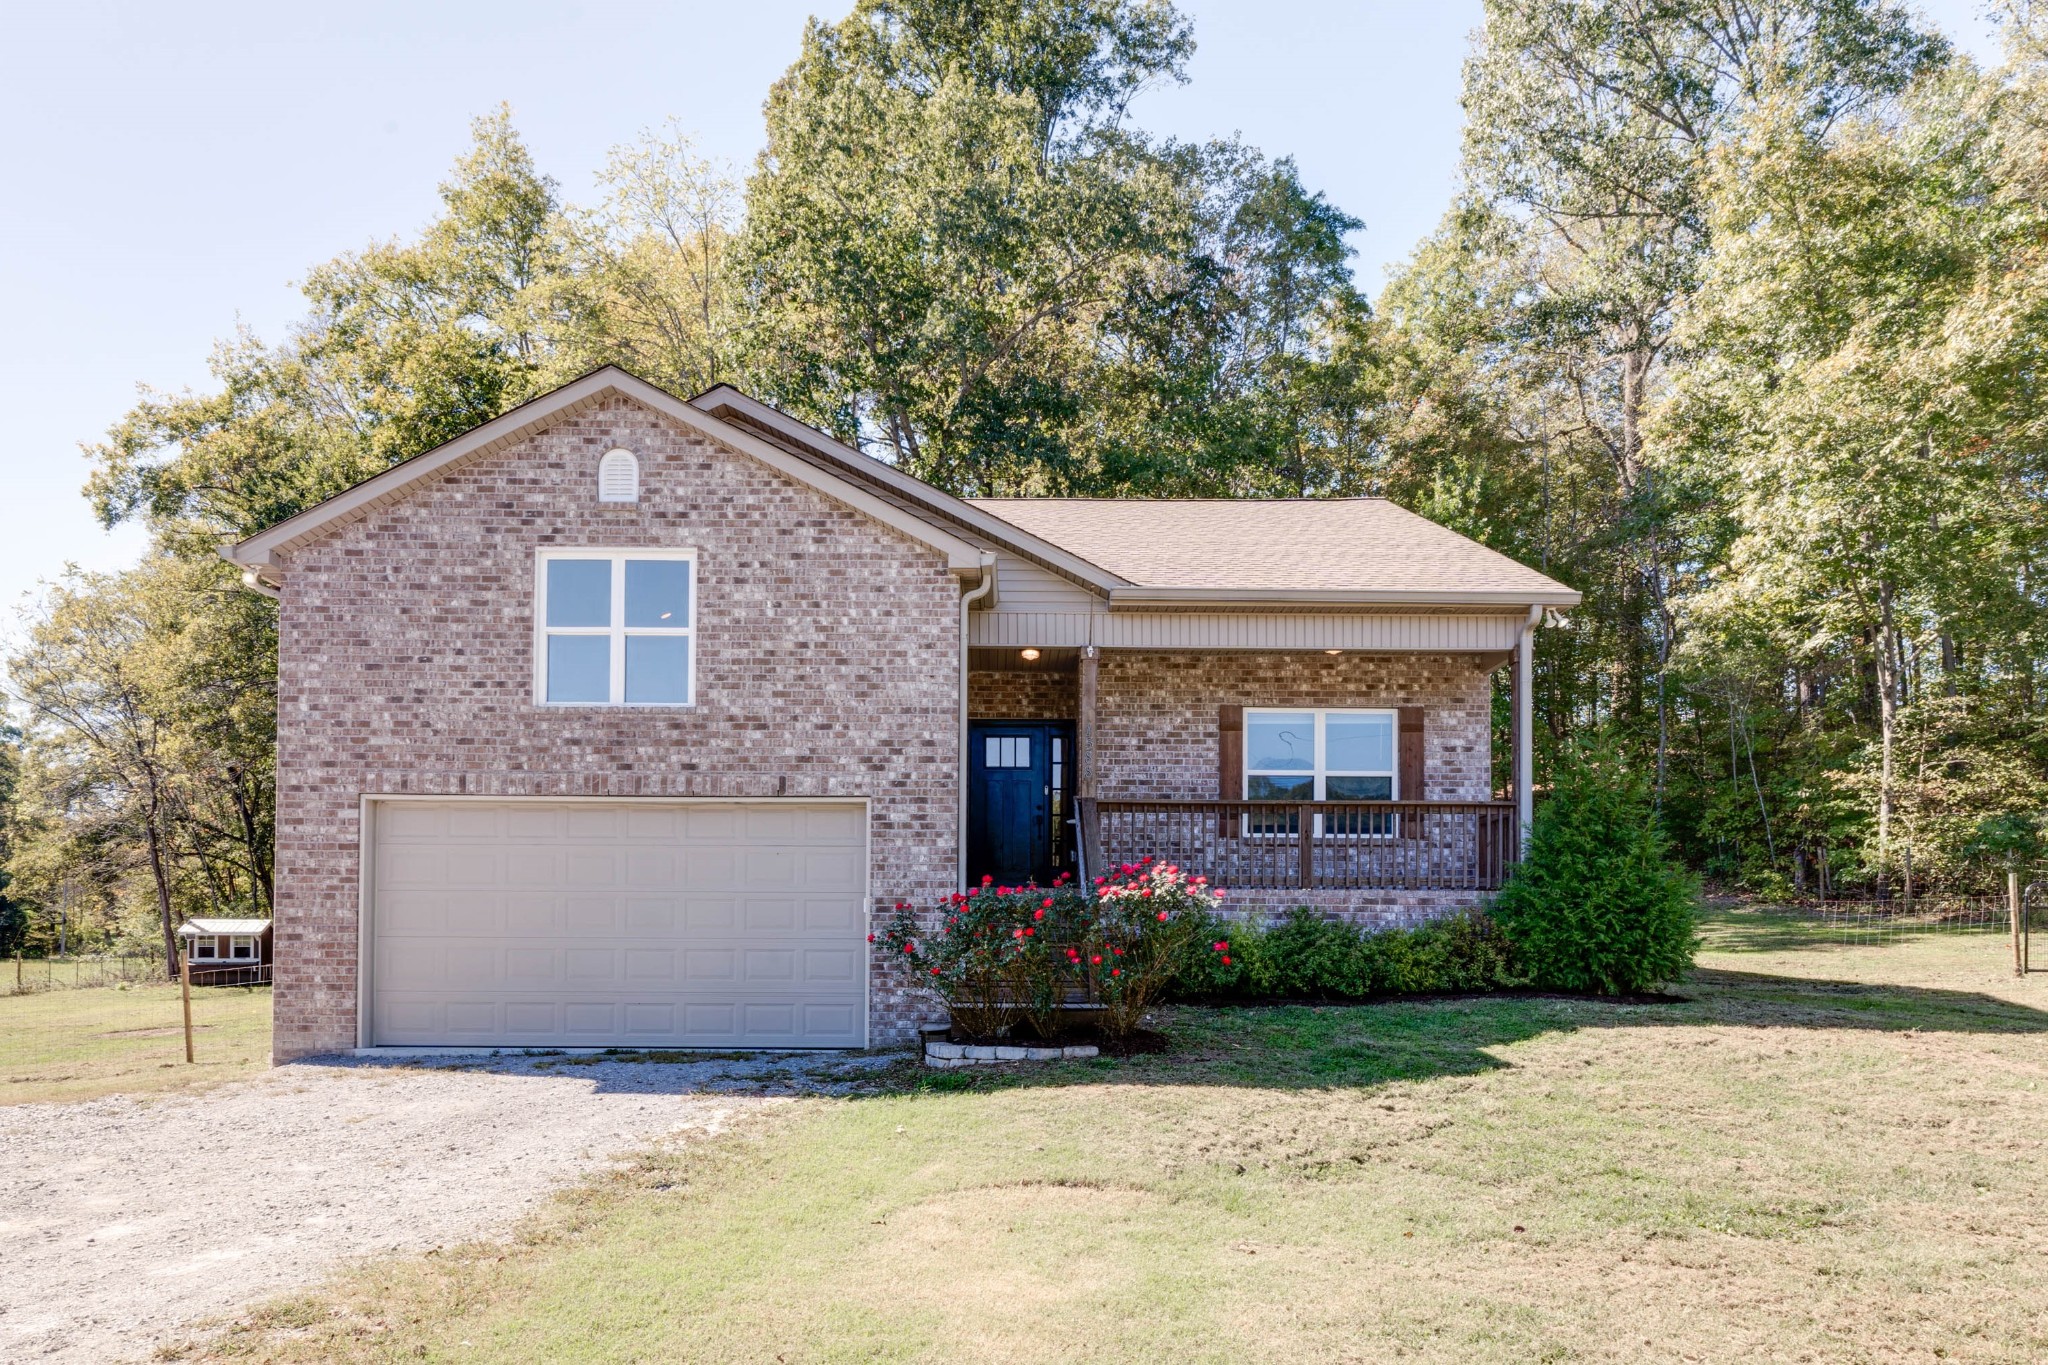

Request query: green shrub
[
  {"left": 1167, "top": 906, "right": 1524, "bottom": 1000},
  {"left": 1489, "top": 741, "right": 1698, "bottom": 995}
]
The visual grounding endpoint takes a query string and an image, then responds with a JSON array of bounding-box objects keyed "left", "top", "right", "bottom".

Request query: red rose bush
[{"left": 873, "top": 859, "right": 1226, "bottom": 1042}]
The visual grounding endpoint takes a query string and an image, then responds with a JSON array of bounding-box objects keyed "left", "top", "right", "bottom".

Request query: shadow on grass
[{"left": 281, "top": 961, "right": 2048, "bottom": 1102}]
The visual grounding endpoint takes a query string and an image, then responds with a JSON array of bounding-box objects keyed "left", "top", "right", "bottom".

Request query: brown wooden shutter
[
  {"left": 1396, "top": 706, "right": 1425, "bottom": 801},
  {"left": 1218, "top": 704, "right": 1244, "bottom": 798},
  {"left": 1218, "top": 704, "right": 1244, "bottom": 838}
]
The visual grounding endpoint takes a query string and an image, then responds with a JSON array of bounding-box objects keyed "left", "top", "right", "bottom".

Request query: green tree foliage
[
  {"left": 729, "top": 0, "right": 1377, "bottom": 495},
  {"left": 1491, "top": 742, "right": 1698, "bottom": 995},
  {"left": 1657, "top": 12, "right": 2048, "bottom": 887},
  {"left": 4, "top": 558, "right": 275, "bottom": 973}
]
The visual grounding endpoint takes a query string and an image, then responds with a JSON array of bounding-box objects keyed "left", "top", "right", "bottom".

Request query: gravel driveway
[{"left": 0, "top": 1052, "right": 893, "bottom": 1363}]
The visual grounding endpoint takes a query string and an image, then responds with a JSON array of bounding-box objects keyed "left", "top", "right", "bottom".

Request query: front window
[
  {"left": 537, "top": 550, "right": 695, "bottom": 705},
  {"left": 230, "top": 936, "right": 256, "bottom": 960},
  {"left": 189, "top": 937, "right": 219, "bottom": 960},
  {"left": 1244, "top": 709, "right": 1397, "bottom": 835}
]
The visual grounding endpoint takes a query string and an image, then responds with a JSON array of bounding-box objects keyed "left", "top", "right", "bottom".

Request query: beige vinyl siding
[
  {"left": 969, "top": 610, "right": 1529, "bottom": 652},
  {"left": 989, "top": 551, "right": 1105, "bottom": 613}
]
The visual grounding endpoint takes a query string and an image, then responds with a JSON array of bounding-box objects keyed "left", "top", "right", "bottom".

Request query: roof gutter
[
  {"left": 1106, "top": 585, "right": 1585, "bottom": 611},
  {"left": 227, "top": 545, "right": 281, "bottom": 600}
]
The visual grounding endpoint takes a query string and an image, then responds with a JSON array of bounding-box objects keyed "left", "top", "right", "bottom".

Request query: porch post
[
  {"left": 1077, "top": 646, "right": 1100, "bottom": 872},
  {"left": 1077, "top": 645, "right": 1099, "bottom": 800},
  {"left": 1515, "top": 610, "right": 1536, "bottom": 848}
]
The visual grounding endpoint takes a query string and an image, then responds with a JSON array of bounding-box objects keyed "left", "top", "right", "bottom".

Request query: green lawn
[
  {"left": 0, "top": 982, "right": 273, "bottom": 1105},
  {"left": 195, "top": 909, "right": 2048, "bottom": 1362}
]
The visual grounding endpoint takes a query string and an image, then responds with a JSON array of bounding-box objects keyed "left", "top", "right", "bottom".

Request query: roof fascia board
[
  {"left": 691, "top": 385, "right": 1125, "bottom": 595},
  {"left": 1107, "top": 585, "right": 1584, "bottom": 610},
  {"left": 223, "top": 368, "right": 988, "bottom": 581}
]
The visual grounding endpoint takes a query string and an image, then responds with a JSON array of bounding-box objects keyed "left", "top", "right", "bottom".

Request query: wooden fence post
[
  {"left": 180, "top": 943, "right": 195, "bottom": 1063},
  {"left": 2012, "top": 870, "right": 2024, "bottom": 978}
]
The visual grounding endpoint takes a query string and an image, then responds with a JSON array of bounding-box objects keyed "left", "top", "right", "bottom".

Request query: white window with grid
[
  {"left": 535, "top": 549, "right": 696, "bottom": 706},
  {"left": 1243, "top": 709, "right": 1398, "bottom": 836}
]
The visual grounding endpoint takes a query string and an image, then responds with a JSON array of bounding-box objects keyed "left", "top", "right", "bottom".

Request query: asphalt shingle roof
[{"left": 968, "top": 498, "right": 1571, "bottom": 598}]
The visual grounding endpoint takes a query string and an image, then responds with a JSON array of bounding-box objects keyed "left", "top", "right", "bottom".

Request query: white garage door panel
[{"left": 369, "top": 800, "right": 867, "bottom": 1048}]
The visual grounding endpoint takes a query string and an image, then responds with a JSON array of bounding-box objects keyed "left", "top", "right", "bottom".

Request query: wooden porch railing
[{"left": 1077, "top": 798, "right": 1519, "bottom": 892}]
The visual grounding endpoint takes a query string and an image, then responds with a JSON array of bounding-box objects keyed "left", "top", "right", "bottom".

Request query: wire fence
[
  {"left": 4, "top": 954, "right": 168, "bottom": 996},
  {"left": 1764, "top": 896, "right": 2013, "bottom": 946},
  {"left": 2, "top": 954, "right": 273, "bottom": 1099}
]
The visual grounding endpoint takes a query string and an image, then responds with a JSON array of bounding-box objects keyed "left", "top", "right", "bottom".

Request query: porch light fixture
[
  {"left": 1324, "top": 649, "right": 1343, "bottom": 655},
  {"left": 1020, "top": 648, "right": 1041, "bottom": 661}
]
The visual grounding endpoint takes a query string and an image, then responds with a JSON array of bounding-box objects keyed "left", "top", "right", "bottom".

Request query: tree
[
  {"left": 538, "top": 121, "right": 742, "bottom": 396},
  {"left": 1427, "top": 0, "right": 1942, "bottom": 788},
  {"left": 5, "top": 558, "right": 275, "bottom": 975},
  {"left": 1660, "top": 29, "right": 2048, "bottom": 886},
  {"left": 85, "top": 107, "right": 566, "bottom": 553}
]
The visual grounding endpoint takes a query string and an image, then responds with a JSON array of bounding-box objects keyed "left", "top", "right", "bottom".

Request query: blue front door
[{"left": 967, "top": 722, "right": 1072, "bottom": 887}]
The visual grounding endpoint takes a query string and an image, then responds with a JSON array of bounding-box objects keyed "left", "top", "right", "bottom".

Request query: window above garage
[{"left": 535, "top": 549, "right": 696, "bottom": 706}]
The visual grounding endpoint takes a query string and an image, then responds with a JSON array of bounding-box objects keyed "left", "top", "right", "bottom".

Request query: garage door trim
[{"left": 356, "top": 794, "right": 872, "bottom": 1050}]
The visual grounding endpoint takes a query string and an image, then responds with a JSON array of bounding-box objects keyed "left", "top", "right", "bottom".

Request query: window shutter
[
  {"left": 1217, "top": 704, "right": 1244, "bottom": 798},
  {"left": 1218, "top": 704, "right": 1243, "bottom": 836},
  {"left": 1397, "top": 706, "right": 1425, "bottom": 801}
]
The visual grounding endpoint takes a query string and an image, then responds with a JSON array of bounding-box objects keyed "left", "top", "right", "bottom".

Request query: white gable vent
[{"left": 597, "top": 448, "right": 640, "bottom": 503}]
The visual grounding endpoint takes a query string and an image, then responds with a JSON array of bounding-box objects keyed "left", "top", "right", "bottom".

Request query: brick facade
[
  {"left": 967, "top": 668, "right": 1076, "bottom": 721},
  {"left": 271, "top": 394, "right": 960, "bottom": 1058},
  {"left": 1095, "top": 651, "right": 1499, "bottom": 925}
]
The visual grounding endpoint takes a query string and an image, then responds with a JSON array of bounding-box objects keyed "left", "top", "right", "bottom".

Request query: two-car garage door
[{"left": 366, "top": 800, "right": 868, "bottom": 1049}]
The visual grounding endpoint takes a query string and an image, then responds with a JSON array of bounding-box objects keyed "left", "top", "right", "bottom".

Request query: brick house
[{"left": 222, "top": 367, "right": 1577, "bottom": 1059}]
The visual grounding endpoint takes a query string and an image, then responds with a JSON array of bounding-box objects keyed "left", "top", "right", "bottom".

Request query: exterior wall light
[
  {"left": 1020, "top": 648, "right": 1041, "bottom": 661},
  {"left": 1324, "top": 649, "right": 1343, "bottom": 655}
]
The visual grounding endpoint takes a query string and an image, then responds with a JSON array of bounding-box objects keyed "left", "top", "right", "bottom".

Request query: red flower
[
  {"left": 1156, "top": 911, "right": 1169, "bottom": 922},
  {"left": 1012, "top": 928, "right": 1025, "bottom": 939},
  {"left": 1024, "top": 927, "right": 1035, "bottom": 937},
  {"left": 903, "top": 942, "right": 917, "bottom": 954},
  {"left": 867, "top": 933, "right": 876, "bottom": 943},
  {"left": 1041, "top": 897, "right": 1053, "bottom": 908},
  {"left": 1219, "top": 941, "right": 1229, "bottom": 951},
  {"left": 930, "top": 966, "right": 941, "bottom": 975},
  {"left": 1111, "top": 968, "right": 1122, "bottom": 977},
  {"left": 1112, "top": 947, "right": 1123, "bottom": 956},
  {"left": 1120, "top": 863, "right": 1135, "bottom": 874},
  {"left": 895, "top": 901, "right": 908, "bottom": 911},
  {"left": 1142, "top": 855, "right": 1155, "bottom": 864},
  {"left": 1090, "top": 955, "right": 1103, "bottom": 965},
  {"left": 982, "top": 874, "right": 994, "bottom": 885},
  {"left": 1094, "top": 876, "right": 1107, "bottom": 886},
  {"left": 1221, "top": 956, "right": 1232, "bottom": 965},
  {"left": 1034, "top": 908, "right": 1045, "bottom": 921}
]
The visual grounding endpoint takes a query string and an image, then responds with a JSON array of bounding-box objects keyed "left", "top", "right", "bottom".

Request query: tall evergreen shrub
[{"left": 1490, "top": 743, "right": 1697, "bottom": 995}]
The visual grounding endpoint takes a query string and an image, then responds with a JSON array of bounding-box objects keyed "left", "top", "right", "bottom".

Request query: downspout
[
  {"left": 1516, "top": 604, "right": 1541, "bottom": 849},
  {"left": 958, "top": 554, "right": 997, "bottom": 890}
]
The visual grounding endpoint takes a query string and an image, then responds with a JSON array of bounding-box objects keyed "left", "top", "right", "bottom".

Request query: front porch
[{"left": 966, "top": 639, "right": 1536, "bottom": 918}]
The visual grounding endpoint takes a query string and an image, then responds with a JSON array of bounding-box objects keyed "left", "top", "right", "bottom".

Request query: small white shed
[{"left": 176, "top": 918, "right": 273, "bottom": 982}]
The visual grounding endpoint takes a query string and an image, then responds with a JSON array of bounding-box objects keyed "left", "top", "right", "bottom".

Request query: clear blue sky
[{"left": 0, "top": 1, "right": 2004, "bottom": 637}]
